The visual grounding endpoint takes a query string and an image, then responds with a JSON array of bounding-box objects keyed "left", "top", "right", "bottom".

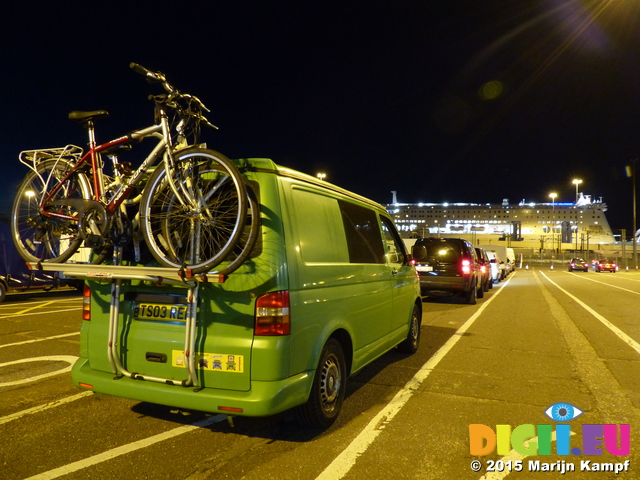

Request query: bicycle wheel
[
  {"left": 140, "top": 148, "right": 248, "bottom": 274},
  {"left": 212, "top": 183, "right": 260, "bottom": 276},
  {"left": 11, "top": 159, "right": 92, "bottom": 263}
]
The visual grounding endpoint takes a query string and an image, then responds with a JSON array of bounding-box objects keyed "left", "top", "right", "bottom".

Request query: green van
[{"left": 71, "top": 158, "right": 422, "bottom": 429}]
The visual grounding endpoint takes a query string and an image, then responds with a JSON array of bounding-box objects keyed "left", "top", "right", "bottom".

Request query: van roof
[{"left": 243, "top": 158, "right": 386, "bottom": 211}]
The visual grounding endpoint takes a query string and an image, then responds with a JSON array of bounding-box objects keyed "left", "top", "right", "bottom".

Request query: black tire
[
  {"left": 465, "top": 280, "right": 477, "bottom": 305},
  {"left": 295, "top": 338, "right": 346, "bottom": 429},
  {"left": 210, "top": 183, "right": 261, "bottom": 276},
  {"left": 0, "top": 282, "right": 6, "bottom": 303},
  {"left": 11, "top": 160, "right": 92, "bottom": 263},
  {"left": 140, "top": 148, "right": 247, "bottom": 274},
  {"left": 397, "top": 303, "right": 421, "bottom": 354},
  {"left": 477, "top": 278, "right": 485, "bottom": 299}
]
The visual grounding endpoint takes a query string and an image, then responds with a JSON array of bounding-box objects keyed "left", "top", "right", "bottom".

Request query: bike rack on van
[{"left": 29, "top": 251, "right": 226, "bottom": 388}]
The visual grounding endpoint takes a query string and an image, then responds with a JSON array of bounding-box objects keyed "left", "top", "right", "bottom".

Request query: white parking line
[
  {"left": 0, "top": 332, "right": 79, "bottom": 350},
  {"left": 566, "top": 271, "right": 640, "bottom": 295},
  {"left": 25, "top": 414, "right": 228, "bottom": 480},
  {"left": 0, "top": 306, "right": 81, "bottom": 318},
  {"left": 541, "top": 271, "right": 640, "bottom": 355},
  {"left": 315, "top": 274, "right": 514, "bottom": 480},
  {"left": 0, "top": 298, "right": 81, "bottom": 309},
  {"left": 0, "top": 391, "right": 92, "bottom": 426},
  {"left": 0, "top": 355, "right": 78, "bottom": 387}
]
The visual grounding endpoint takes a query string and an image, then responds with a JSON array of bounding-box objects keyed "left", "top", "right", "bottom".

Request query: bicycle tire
[
  {"left": 11, "top": 159, "right": 92, "bottom": 263},
  {"left": 140, "top": 148, "right": 248, "bottom": 274},
  {"left": 211, "top": 182, "right": 260, "bottom": 276}
]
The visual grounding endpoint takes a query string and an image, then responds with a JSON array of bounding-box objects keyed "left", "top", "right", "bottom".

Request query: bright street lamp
[
  {"left": 572, "top": 179, "right": 582, "bottom": 204},
  {"left": 316, "top": 173, "right": 326, "bottom": 181}
]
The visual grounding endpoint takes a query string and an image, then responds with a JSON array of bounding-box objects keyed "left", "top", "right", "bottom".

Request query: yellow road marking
[{"left": 12, "top": 301, "right": 56, "bottom": 316}]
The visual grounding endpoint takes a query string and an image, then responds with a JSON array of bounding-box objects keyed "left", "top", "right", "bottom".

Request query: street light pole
[
  {"left": 549, "top": 193, "right": 557, "bottom": 253},
  {"left": 572, "top": 179, "right": 582, "bottom": 204},
  {"left": 632, "top": 161, "right": 637, "bottom": 269}
]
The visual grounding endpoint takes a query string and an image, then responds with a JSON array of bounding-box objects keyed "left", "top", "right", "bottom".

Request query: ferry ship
[{"left": 387, "top": 192, "right": 615, "bottom": 248}]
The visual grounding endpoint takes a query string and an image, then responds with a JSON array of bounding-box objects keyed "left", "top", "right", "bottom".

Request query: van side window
[
  {"left": 338, "top": 200, "right": 385, "bottom": 264},
  {"left": 381, "top": 217, "right": 406, "bottom": 265},
  {"left": 291, "top": 189, "right": 349, "bottom": 263}
]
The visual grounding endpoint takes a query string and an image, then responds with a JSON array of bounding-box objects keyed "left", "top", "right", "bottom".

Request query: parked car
[
  {"left": 0, "top": 223, "right": 82, "bottom": 301},
  {"left": 595, "top": 259, "right": 618, "bottom": 272},
  {"left": 484, "top": 251, "right": 501, "bottom": 284},
  {"left": 568, "top": 258, "right": 589, "bottom": 272},
  {"left": 412, "top": 237, "right": 483, "bottom": 304},
  {"left": 477, "top": 245, "right": 508, "bottom": 280},
  {"left": 475, "top": 247, "right": 493, "bottom": 292},
  {"left": 506, "top": 247, "right": 516, "bottom": 275}
]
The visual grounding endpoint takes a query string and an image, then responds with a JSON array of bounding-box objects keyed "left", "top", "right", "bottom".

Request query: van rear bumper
[{"left": 72, "top": 357, "right": 314, "bottom": 417}]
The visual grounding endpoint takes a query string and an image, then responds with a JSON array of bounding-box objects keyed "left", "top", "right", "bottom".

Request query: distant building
[{"left": 387, "top": 194, "right": 614, "bottom": 246}]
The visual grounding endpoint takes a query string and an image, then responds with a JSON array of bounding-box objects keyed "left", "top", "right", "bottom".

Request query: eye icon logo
[{"left": 544, "top": 402, "right": 583, "bottom": 422}]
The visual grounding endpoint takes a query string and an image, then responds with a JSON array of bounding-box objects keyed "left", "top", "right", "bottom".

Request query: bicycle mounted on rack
[{"left": 11, "top": 63, "right": 258, "bottom": 277}]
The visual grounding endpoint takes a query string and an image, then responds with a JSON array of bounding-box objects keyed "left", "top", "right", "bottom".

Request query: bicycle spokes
[
  {"left": 141, "top": 148, "right": 247, "bottom": 273},
  {"left": 11, "top": 160, "right": 91, "bottom": 263}
]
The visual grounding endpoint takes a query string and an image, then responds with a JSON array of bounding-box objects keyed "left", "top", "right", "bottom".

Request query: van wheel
[
  {"left": 295, "top": 338, "right": 346, "bottom": 429},
  {"left": 397, "top": 304, "right": 421, "bottom": 354},
  {"left": 0, "top": 282, "right": 6, "bottom": 303},
  {"left": 465, "top": 282, "right": 477, "bottom": 305}
]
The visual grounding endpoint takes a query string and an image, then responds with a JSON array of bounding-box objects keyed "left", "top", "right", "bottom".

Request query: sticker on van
[{"left": 172, "top": 351, "right": 245, "bottom": 373}]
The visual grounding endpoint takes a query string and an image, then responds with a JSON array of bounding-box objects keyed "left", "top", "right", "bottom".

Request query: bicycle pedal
[{"left": 84, "top": 235, "right": 105, "bottom": 249}]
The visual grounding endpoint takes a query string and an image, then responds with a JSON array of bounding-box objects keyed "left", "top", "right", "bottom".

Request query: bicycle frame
[{"left": 39, "top": 108, "right": 180, "bottom": 224}]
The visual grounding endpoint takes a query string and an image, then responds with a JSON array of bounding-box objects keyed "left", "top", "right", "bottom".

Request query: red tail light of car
[{"left": 461, "top": 259, "right": 472, "bottom": 276}]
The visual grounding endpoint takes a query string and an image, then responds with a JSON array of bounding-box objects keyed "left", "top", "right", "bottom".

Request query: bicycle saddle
[{"left": 68, "top": 110, "right": 109, "bottom": 123}]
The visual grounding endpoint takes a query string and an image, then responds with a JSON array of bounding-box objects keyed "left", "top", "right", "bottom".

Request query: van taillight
[
  {"left": 82, "top": 284, "right": 91, "bottom": 321},
  {"left": 255, "top": 291, "right": 290, "bottom": 336},
  {"left": 461, "top": 259, "right": 472, "bottom": 276}
]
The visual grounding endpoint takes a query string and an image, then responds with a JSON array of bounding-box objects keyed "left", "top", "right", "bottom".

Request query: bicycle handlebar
[
  {"left": 130, "top": 62, "right": 166, "bottom": 84},
  {"left": 130, "top": 62, "right": 218, "bottom": 130}
]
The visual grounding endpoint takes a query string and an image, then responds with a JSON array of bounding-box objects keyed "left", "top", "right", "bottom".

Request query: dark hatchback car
[
  {"left": 412, "top": 237, "right": 483, "bottom": 304},
  {"left": 568, "top": 258, "right": 589, "bottom": 272}
]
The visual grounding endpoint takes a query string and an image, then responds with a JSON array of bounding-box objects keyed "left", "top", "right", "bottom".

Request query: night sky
[{"left": 3, "top": 1, "right": 640, "bottom": 233}]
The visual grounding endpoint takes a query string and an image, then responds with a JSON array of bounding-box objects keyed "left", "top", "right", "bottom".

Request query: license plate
[
  {"left": 415, "top": 265, "right": 433, "bottom": 272},
  {"left": 133, "top": 302, "right": 189, "bottom": 322}
]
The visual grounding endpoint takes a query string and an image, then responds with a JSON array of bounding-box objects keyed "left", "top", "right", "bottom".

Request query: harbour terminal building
[{"left": 387, "top": 192, "right": 615, "bottom": 251}]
